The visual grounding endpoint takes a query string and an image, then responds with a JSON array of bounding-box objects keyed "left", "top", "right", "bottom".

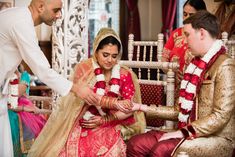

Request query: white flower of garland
[
  {"left": 194, "top": 68, "right": 203, "bottom": 76},
  {"left": 178, "top": 40, "right": 223, "bottom": 123},
  {"left": 180, "top": 80, "right": 188, "bottom": 88},
  {"left": 181, "top": 98, "right": 193, "bottom": 110},
  {"left": 96, "top": 75, "right": 105, "bottom": 82},
  {"left": 96, "top": 88, "right": 105, "bottom": 95},
  {"left": 186, "top": 82, "right": 196, "bottom": 93},
  {"left": 110, "top": 84, "right": 120, "bottom": 94},
  {"left": 178, "top": 112, "right": 190, "bottom": 122},
  {"left": 83, "top": 111, "right": 95, "bottom": 120},
  {"left": 185, "top": 63, "right": 196, "bottom": 73}
]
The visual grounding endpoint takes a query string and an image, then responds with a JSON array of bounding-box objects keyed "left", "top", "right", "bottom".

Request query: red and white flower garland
[
  {"left": 92, "top": 59, "right": 120, "bottom": 97},
  {"left": 8, "top": 74, "right": 19, "bottom": 109},
  {"left": 92, "top": 59, "right": 120, "bottom": 116},
  {"left": 178, "top": 40, "right": 224, "bottom": 128}
]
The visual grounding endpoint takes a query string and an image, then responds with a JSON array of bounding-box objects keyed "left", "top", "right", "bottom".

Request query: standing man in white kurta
[{"left": 0, "top": 0, "right": 98, "bottom": 156}]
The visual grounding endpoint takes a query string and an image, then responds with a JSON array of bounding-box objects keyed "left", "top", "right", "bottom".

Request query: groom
[{"left": 127, "top": 10, "right": 235, "bottom": 157}]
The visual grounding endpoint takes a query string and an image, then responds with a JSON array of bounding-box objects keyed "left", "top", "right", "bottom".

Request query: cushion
[{"left": 140, "top": 84, "right": 165, "bottom": 127}]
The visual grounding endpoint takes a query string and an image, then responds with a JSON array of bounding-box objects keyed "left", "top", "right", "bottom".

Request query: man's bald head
[{"left": 29, "top": 0, "right": 62, "bottom": 26}]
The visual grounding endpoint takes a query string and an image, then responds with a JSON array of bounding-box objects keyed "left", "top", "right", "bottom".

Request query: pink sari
[{"left": 18, "top": 96, "right": 46, "bottom": 137}]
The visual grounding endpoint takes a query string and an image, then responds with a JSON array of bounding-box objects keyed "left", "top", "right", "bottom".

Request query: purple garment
[{"left": 127, "top": 130, "right": 181, "bottom": 157}]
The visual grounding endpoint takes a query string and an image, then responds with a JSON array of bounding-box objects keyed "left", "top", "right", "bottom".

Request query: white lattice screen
[{"left": 51, "top": 0, "right": 89, "bottom": 108}]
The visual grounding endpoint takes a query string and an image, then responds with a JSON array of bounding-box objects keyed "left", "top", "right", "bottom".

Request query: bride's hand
[
  {"left": 80, "top": 116, "right": 103, "bottom": 129},
  {"left": 131, "top": 102, "right": 149, "bottom": 112},
  {"left": 114, "top": 99, "right": 133, "bottom": 113},
  {"left": 131, "top": 102, "right": 141, "bottom": 111}
]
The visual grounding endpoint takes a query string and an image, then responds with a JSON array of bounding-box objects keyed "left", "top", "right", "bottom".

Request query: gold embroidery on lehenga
[{"left": 97, "top": 146, "right": 108, "bottom": 156}]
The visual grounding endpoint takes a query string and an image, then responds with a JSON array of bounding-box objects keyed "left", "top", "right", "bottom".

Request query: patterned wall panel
[{"left": 51, "top": 0, "right": 89, "bottom": 108}]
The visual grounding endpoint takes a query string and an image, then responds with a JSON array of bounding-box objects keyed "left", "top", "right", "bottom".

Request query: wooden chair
[
  {"left": 29, "top": 85, "right": 53, "bottom": 115},
  {"left": 28, "top": 96, "right": 52, "bottom": 112},
  {"left": 120, "top": 33, "right": 179, "bottom": 130},
  {"left": 221, "top": 32, "right": 235, "bottom": 59}
]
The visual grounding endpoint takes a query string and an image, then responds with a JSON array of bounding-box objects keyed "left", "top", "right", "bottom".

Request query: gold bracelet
[
  {"left": 109, "top": 97, "right": 115, "bottom": 109},
  {"left": 100, "top": 96, "right": 105, "bottom": 106},
  {"left": 104, "top": 115, "right": 108, "bottom": 124},
  {"left": 109, "top": 97, "right": 118, "bottom": 109},
  {"left": 103, "top": 115, "right": 111, "bottom": 124},
  {"left": 104, "top": 96, "right": 109, "bottom": 108},
  {"left": 100, "top": 96, "right": 118, "bottom": 109},
  {"left": 112, "top": 113, "right": 118, "bottom": 121},
  {"left": 107, "top": 97, "right": 111, "bottom": 108},
  {"left": 100, "top": 96, "right": 108, "bottom": 108},
  {"left": 109, "top": 97, "right": 116, "bottom": 108}
]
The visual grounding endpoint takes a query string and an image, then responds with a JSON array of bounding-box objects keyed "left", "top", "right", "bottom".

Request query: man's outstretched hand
[
  {"left": 71, "top": 68, "right": 100, "bottom": 105},
  {"left": 72, "top": 83, "right": 99, "bottom": 106}
]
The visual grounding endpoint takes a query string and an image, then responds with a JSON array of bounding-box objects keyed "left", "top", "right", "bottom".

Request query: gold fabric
[
  {"left": 149, "top": 54, "right": 235, "bottom": 157},
  {"left": 146, "top": 105, "right": 178, "bottom": 121},
  {"left": 28, "top": 28, "right": 145, "bottom": 156}
]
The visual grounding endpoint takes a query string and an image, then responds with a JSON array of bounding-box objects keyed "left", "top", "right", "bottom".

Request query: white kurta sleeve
[{"left": 10, "top": 20, "right": 72, "bottom": 96}]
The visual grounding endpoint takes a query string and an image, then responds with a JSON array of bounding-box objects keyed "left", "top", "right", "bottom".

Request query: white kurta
[
  {"left": 0, "top": 7, "right": 72, "bottom": 96},
  {"left": 0, "top": 97, "right": 13, "bottom": 157},
  {"left": 0, "top": 7, "right": 72, "bottom": 156}
]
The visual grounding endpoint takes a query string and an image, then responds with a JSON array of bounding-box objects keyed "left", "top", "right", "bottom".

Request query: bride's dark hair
[{"left": 97, "top": 36, "right": 121, "bottom": 52}]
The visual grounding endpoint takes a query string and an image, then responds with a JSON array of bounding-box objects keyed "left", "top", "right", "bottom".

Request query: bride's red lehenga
[{"left": 59, "top": 68, "right": 135, "bottom": 157}]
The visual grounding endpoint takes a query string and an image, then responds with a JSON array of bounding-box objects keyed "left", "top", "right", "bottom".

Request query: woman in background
[
  {"left": 8, "top": 71, "right": 47, "bottom": 156},
  {"left": 215, "top": 0, "right": 235, "bottom": 39},
  {"left": 161, "top": 0, "right": 207, "bottom": 97}
]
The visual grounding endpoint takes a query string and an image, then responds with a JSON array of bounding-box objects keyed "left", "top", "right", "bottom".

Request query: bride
[{"left": 28, "top": 27, "right": 145, "bottom": 157}]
